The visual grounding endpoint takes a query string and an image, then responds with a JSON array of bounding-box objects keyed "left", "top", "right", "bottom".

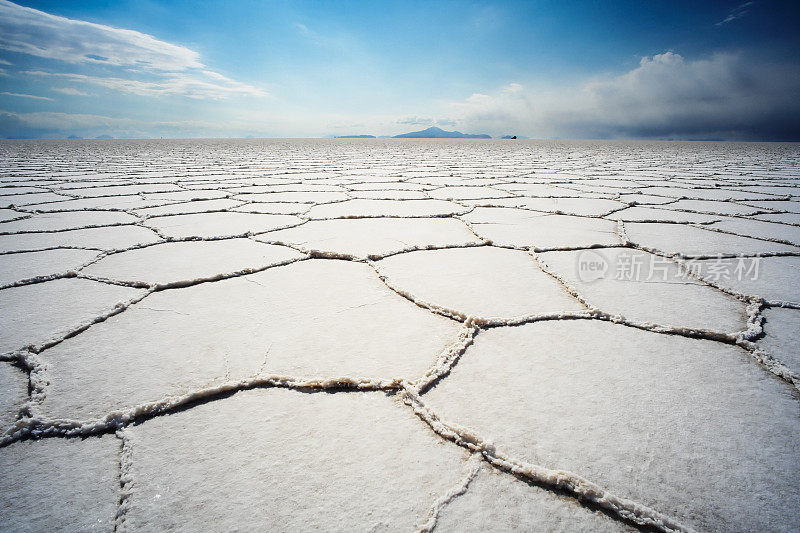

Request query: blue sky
[{"left": 0, "top": 0, "right": 798, "bottom": 139}]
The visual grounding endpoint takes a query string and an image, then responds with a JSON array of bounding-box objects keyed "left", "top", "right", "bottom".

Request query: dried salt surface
[
  {"left": 238, "top": 182, "right": 347, "bottom": 193},
  {"left": 428, "top": 186, "right": 510, "bottom": 200},
  {"left": 124, "top": 389, "right": 470, "bottom": 531},
  {"left": 693, "top": 255, "right": 800, "bottom": 303},
  {"left": 231, "top": 201, "right": 311, "bottom": 214},
  {"left": 618, "top": 194, "right": 677, "bottom": 205},
  {"left": 133, "top": 198, "right": 243, "bottom": 217},
  {"left": 376, "top": 247, "right": 583, "bottom": 319},
  {"left": 665, "top": 199, "right": 762, "bottom": 216},
  {"left": 306, "top": 198, "right": 466, "bottom": 218},
  {"left": 755, "top": 212, "right": 800, "bottom": 224},
  {"left": 232, "top": 191, "right": 350, "bottom": 203},
  {"left": 433, "top": 465, "right": 632, "bottom": 533},
  {"left": 28, "top": 195, "right": 176, "bottom": 211},
  {"left": 64, "top": 183, "right": 181, "bottom": 197},
  {"left": 463, "top": 208, "right": 620, "bottom": 249},
  {"left": 409, "top": 176, "right": 501, "bottom": 187},
  {"left": 0, "top": 435, "right": 119, "bottom": 532},
  {"left": 144, "top": 211, "right": 301, "bottom": 238},
  {"left": 41, "top": 260, "right": 461, "bottom": 419},
  {"left": 0, "top": 278, "right": 144, "bottom": 354},
  {"left": 743, "top": 200, "right": 800, "bottom": 213},
  {"left": 759, "top": 308, "right": 800, "bottom": 375},
  {"left": 0, "top": 192, "right": 70, "bottom": 207},
  {"left": 348, "top": 182, "right": 427, "bottom": 191},
  {"left": 150, "top": 191, "right": 234, "bottom": 202},
  {"left": 0, "top": 210, "right": 138, "bottom": 232},
  {"left": 1, "top": 140, "right": 800, "bottom": 531},
  {"left": 351, "top": 189, "right": 429, "bottom": 200},
  {"left": 463, "top": 196, "right": 623, "bottom": 216},
  {"left": 82, "top": 239, "right": 304, "bottom": 286},
  {"left": 709, "top": 218, "right": 800, "bottom": 246},
  {"left": 0, "top": 248, "right": 100, "bottom": 286},
  {"left": 258, "top": 217, "right": 480, "bottom": 258},
  {"left": 641, "top": 186, "right": 779, "bottom": 201},
  {"left": 538, "top": 248, "right": 748, "bottom": 333},
  {"left": 0, "top": 208, "right": 26, "bottom": 222},
  {"left": 606, "top": 206, "right": 720, "bottom": 223},
  {"left": 625, "top": 222, "right": 800, "bottom": 256},
  {"left": 347, "top": 181, "right": 425, "bottom": 190},
  {"left": 422, "top": 321, "right": 800, "bottom": 532},
  {"left": 0, "top": 187, "right": 45, "bottom": 195},
  {"left": 0, "top": 363, "right": 26, "bottom": 430},
  {"left": 0, "top": 225, "right": 161, "bottom": 253},
  {"left": 493, "top": 183, "right": 583, "bottom": 196}
]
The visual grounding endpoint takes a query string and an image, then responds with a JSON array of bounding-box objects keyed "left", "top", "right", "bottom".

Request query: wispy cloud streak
[
  {"left": 716, "top": 2, "right": 755, "bottom": 26},
  {"left": 0, "top": 0, "right": 266, "bottom": 99},
  {"left": 0, "top": 91, "right": 53, "bottom": 101}
]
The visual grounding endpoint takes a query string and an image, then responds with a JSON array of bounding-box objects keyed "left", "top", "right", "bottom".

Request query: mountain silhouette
[{"left": 393, "top": 126, "right": 490, "bottom": 139}]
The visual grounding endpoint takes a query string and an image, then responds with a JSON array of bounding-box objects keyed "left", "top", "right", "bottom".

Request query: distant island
[
  {"left": 327, "top": 127, "right": 522, "bottom": 139},
  {"left": 393, "top": 126, "right": 490, "bottom": 139}
]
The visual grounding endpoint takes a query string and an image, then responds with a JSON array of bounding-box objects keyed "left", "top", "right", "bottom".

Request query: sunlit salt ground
[{"left": 0, "top": 138, "right": 799, "bottom": 532}]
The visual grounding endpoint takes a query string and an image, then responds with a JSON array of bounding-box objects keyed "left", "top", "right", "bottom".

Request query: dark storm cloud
[{"left": 454, "top": 52, "right": 800, "bottom": 141}]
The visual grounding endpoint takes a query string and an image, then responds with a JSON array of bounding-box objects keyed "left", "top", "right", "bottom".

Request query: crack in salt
[{"left": 1, "top": 140, "right": 798, "bottom": 532}]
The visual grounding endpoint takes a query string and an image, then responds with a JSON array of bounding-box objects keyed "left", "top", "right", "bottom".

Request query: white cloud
[
  {"left": 50, "top": 87, "right": 91, "bottom": 96},
  {"left": 465, "top": 93, "right": 493, "bottom": 105},
  {"left": 25, "top": 70, "right": 266, "bottom": 99},
  {"left": 0, "top": 91, "right": 53, "bottom": 101},
  {"left": 396, "top": 116, "right": 434, "bottom": 125},
  {"left": 0, "top": 0, "right": 265, "bottom": 99},
  {"left": 0, "top": 108, "right": 236, "bottom": 138},
  {"left": 447, "top": 52, "right": 800, "bottom": 140},
  {"left": 0, "top": 0, "right": 200, "bottom": 70},
  {"left": 716, "top": 2, "right": 754, "bottom": 26},
  {"left": 395, "top": 116, "right": 457, "bottom": 127},
  {"left": 0, "top": 106, "right": 337, "bottom": 138}
]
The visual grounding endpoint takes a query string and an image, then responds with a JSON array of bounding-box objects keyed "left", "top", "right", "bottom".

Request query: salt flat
[{"left": 0, "top": 138, "right": 799, "bottom": 532}]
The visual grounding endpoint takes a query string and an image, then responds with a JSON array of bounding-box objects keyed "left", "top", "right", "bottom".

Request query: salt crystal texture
[
  {"left": 434, "top": 465, "right": 633, "bottom": 532},
  {"left": 83, "top": 238, "right": 304, "bottom": 286},
  {"left": 376, "top": 246, "right": 583, "bottom": 319},
  {"left": 421, "top": 320, "right": 800, "bottom": 532},
  {"left": 41, "top": 259, "right": 461, "bottom": 419},
  {"left": 259, "top": 217, "right": 480, "bottom": 258},
  {"left": 0, "top": 278, "right": 144, "bottom": 353},
  {"left": 0, "top": 436, "right": 119, "bottom": 532},
  {"left": 0, "top": 363, "right": 26, "bottom": 431},
  {"left": 124, "top": 389, "right": 470, "bottom": 531},
  {"left": 1, "top": 139, "right": 798, "bottom": 531}
]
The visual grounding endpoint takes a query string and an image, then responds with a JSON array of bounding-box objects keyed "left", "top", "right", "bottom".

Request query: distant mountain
[
  {"left": 335, "top": 134, "right": 376, "bottom": 138},
  {"left": 95, "top": 134, "right": 114, "bottom": 139},
  {"left": 393, "top": 126, "right": 491, "bottom": 139},
  {"left": 66, "top": 135, "right": 83, "bottom": 139}
]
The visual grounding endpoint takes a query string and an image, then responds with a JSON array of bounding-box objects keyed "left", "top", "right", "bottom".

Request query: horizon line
[{"left": 2, "top": 137, "right": 800, "bottom": 143}]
